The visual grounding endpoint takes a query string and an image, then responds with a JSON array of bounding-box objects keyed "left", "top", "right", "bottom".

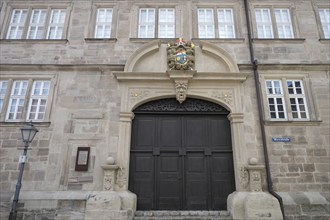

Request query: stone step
[{"left": 133, "top": 211, "right": 232, "bottom": 220}]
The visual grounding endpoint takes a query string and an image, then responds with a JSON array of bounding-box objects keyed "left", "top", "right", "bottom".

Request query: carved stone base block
[
  {"left": 101, "top": 165, "right": 119, "bottom": 191},
  {"left": 228, "top": 192, "right": 283, "bottom": 220}
]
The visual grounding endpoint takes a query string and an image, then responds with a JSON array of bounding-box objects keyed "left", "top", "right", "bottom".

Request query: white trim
[
  {"left": 138, "top": 8, "right": 155, "bottom": 38},
  {"left": 198, "top": 8, "right": 215, "bottom": 38}
]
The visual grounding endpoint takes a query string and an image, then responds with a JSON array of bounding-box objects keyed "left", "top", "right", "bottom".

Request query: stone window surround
[
  {"left": 0, "top": 2, "right": 71, "bottom": 40},
  {"left": 0, "top": 73, "right": 57, "bottom": 123},
  {"left": 260, "top": 73, "right": 320, "bottom": 124},
  {"left": 129, "top": 3, "right": 181, "bottom": 39},
  {"left": 312, "top": 2, "right": 330, "bottom": 40},
  {"left": 249, "top": 1, "right": 301, "bottom": 39},
  {"left": 192, "top": 3, "right": 243, "bottom": 39},
  {"left": 85, "top": 2, "right": 119, "bottom": 40}
]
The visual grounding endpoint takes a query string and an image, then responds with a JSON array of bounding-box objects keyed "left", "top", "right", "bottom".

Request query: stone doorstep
[{"left": 134, "top": 211, "right": 231, "bottom": 218}]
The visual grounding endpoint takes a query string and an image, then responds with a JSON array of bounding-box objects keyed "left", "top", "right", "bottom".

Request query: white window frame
[
  {"left": 6, "top": 80, "right": 28, "bottom": 121},
  {"left": 6, "top": 9, "right": 28, "bottom": 39},
  {"left": 286, "top": 80, "right": 309, "bottom": 119},
  {"left": 217, "top": 8, "right": 235, "bottom": 38},
  {"left": 264, "top": 79, "right": 310, "bottom": 121},
  {"left": 274, "top": 9, "right": 294, "bottom": 38},
  {"left": 0, "top": 78, "right": 54, "bottom": 122},
  {"left": 5, "top": 6, "right": 69, "bottom": 40},
  {"left": 27, "top": 9, "right": 47, "bottom": 39},
  {"left": 254, "top": 7, "right": 295, "bottom": 39},
  {"left": 138, "top": 8, "right": 156, "bottom": 38},
  {"left": 46, "top": 9, "right": 66, "bottom": 39},
  {"left": 94, "top": 8, "right": 113, "bottom": 38},
  {"left": 319, "top": 9, "right": 330, "bottom": 39},
  {"left": 27, "top": 81, "right": 51, "bottom": 121},
  {"left": 265, "top": 80, "right": 287, "bottom": 120},
  {"left": 255, "top": 8, "right": 274, "bottom": 38},
  {"left": 158, "top": 8, "right": 175, "bottom": 38},
  {"left": 0, "top": 80, "right": 9, "bottom": 112},
  {"left": 197, "top": 8, "right": 215, "bottom": 38}
]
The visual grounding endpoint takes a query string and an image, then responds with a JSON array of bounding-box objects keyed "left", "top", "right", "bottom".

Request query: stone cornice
[
  {"left": 238, "top": 63, "right": 330, "bottom": 71},
  {"left": 113, "top": 71, "right": 248, "bottom": 82},
  {"left": 0, "top": 64, "right": 124, "bottom": 72}
]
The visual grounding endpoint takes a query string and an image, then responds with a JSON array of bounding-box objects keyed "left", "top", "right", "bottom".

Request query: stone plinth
[{"left": 101, "top": 165, "right": 119, "bottom": 191}]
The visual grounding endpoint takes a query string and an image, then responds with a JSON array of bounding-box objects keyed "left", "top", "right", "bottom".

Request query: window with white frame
[
  {"left": 94, "top": 8, "right": 113, "bottom": 38},
  {"left": 319, "top": 9, "right": 330, "bottom": 39},
  {"left": 27, "top": 81, "right": 50, "bottom": 120},
  {"left": 218, "top": 9, "right": 235, "bottom": 38},
  {"left": 197, "top": 8, "right": 236, "bottom": 38},
  {"left": 266, "top": 80, "right": 286, "bottom": 119},
  {"left": 6, "top": 7, "right": 67, "bottom": 39},
  {"left": 6, "top": 9, "right": 28, "bottom": 39},
  {"left": 0, "top": 81, "right": 8, "bottom": 112},
  {"left": 265, "top": 79, "right": 309, "bottom": 120},
  {"left": 6, "top": 80, "right": 28, "bottom": 120},
  {"left": 255, "top": 8, "right": 294, "bottom": 39},
  {"left": 47, "top": 9, "right": 66, "bottom": 39},
  {"left": 1, "top": 79, "right": 52, "bottom": 122},
  {"left": 138, "top": 8, "right": 175, "bottom": 38},
  {"left": 198, "top": 9, "right": 215, "bottom": 38}
]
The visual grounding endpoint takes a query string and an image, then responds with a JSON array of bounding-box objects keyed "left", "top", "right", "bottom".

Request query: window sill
[
  {"left": 319, "top": 38, "right": 330, "bottom": 43},
  {"left": 84, "top": 38, "right": 117, "bottom": 43},
  {"left": 0, "top": 121, "right": 51, "bottom": 127},
  {"left": 264, "top": 120, "right": 322, "bottom": 126},
  {"left": 192, "top": 38, "right": 245, "bottom": 43},
  {"left": 0, "top": 39, "right": 68, "bottom": 44},
  {"left": 252, "top": 38, "right": 305, "bottom": 43}
]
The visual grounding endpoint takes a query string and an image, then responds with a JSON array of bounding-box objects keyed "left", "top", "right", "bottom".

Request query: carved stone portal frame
[{"left": 113, "top": 40, "right": 250, "bottom": 194}]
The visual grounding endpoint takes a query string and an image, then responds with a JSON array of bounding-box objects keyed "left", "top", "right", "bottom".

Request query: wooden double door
[{"left": 129, "top": 113, "right": 235, "bottom": 210}]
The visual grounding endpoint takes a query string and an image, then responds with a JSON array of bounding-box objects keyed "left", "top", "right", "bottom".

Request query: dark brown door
[{"left": 129, "top": 99, "right": 235, "bottom": 211}]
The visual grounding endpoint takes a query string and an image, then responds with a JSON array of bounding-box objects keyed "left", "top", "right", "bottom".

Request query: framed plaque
[{"left": 75, "top": 147, "right": 90, "bottom": 171}]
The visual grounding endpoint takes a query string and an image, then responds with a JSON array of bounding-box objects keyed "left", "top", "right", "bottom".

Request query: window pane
[
  {"left": 95, "top": 8, "right": 112, "bottom": 38},
  {"left": 47, "top": 9, "right": 66, "bottom": 39},
  {"left": 275, "top": 9, "right": 293, "bottom": 38},
  {"left": 255, "top": 9, "right": 274, "bottom": 38},
  {"left": 319, "top": 9, "right": 330, "bottom": 38},
  {"left": 218, "top": 9, "right": 235, "bottom": 38},
  {"left": 158, "top": 8, "right": 175, "bottom": 38},
  {"left": 7, "top": 9, "right": 28, "bottom": 39},
  {"left": 198, "top": 9, "right": 215, "bottom": 38},
  {"left": 138, "top": 8, "right": 155, "bottom": 38}
]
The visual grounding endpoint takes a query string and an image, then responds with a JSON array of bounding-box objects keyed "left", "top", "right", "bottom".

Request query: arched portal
[{"left": 128, "top": 98, "right": 236, "bottom": 210}]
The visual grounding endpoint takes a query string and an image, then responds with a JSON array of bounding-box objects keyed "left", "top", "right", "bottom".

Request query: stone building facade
[{"left": 0, "top": 0, "right": 329, "bottom": 220}]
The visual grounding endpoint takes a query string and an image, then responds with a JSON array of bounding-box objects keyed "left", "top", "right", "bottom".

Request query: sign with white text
[{"left": 272, "top": 138, "right": 291, "bottom": 143}]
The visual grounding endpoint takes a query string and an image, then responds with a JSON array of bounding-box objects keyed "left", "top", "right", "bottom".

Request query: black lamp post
[{"left": 9, "top": 122, "right": 38, "bottom": 220}]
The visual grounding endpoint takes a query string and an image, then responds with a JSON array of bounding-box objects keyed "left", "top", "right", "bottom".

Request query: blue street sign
[{"left": 272, "top": 137, "right": 291, "bottom": 142}]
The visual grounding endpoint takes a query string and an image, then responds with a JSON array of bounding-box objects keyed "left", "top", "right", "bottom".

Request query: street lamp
[{"left": 9, "top": 122, "right": 38, "bottom": 220}]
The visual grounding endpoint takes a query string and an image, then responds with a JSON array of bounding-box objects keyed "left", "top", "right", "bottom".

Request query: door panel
[
  {"left": 185, "top": 152, "right": 208, "bottom": 210},
  {"left": 158, "top": 152, "right": 182, "bottom": 210},
  {"left": 129, "top": 113, "right": 235, "bottom": 211}
]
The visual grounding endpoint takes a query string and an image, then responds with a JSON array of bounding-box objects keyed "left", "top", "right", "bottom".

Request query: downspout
[{"left": 243, "top": 1, "right": 286, "bottom": 219}]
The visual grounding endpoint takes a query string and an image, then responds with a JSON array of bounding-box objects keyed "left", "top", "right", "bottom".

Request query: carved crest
[{"left": 167, "top": 38, "right": 195, "bottom": 70}]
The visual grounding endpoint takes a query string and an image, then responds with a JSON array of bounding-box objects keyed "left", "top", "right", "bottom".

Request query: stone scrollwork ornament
[{"left": 167, "top": 38, "right": 195, "bottom": 70}]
